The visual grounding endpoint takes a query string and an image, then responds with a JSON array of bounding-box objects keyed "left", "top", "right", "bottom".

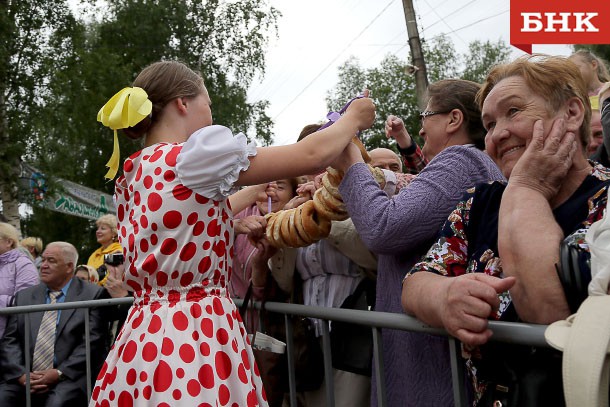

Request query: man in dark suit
[{"left": 0, "top": 241, "right": 108, "bottom": 406}]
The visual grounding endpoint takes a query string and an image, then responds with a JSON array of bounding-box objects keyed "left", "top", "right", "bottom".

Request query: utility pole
[{"left": 402, "top": 0, "right": 428, "bottom": 110}]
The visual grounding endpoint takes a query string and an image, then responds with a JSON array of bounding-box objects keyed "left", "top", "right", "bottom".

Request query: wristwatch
[{"left": 57, "top": 369, "right": 66, "bottom": 381}]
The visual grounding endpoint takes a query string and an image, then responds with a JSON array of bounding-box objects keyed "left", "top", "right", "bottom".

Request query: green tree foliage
[
  {"left": 0, "top": 0, "right": 78, "bottom": 228},
  {"left": 2, "top": 0, "right": 279, "bottom": 257},
  {"left": 326, "top": 35, "right": 511, "bottom": 151},
  {"left": 461, "top": 39, "right": 511, "bottom": 83}
]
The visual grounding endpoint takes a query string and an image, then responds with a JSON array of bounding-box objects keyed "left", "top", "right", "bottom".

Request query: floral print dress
[{"left": 405, "top": 162, "right": 610, "bottom": 405}]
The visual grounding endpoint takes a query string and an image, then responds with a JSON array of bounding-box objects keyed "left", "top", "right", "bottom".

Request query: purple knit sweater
[
  {"left": 339, "top": 145, "right": 505, "bottom": 407},
  {"left": 0, "top": 249, "right": 39, "bottom": 339}
]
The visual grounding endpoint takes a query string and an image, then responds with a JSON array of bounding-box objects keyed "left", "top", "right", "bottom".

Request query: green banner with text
[{"left": 21, "top": 163, "right": 116, "bottom": 220}]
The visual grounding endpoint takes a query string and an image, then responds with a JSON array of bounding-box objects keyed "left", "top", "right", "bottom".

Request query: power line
[
  {"left": 251, "top": 0, "right": 367, "bottom": 103},
  {"left": 420, "top": 0, "right": 478, "bottom": 32},
  {"left": 420, "top": 0, "right": 452, "bottom": 19},
  {"left": 420, "top": 0, "right": 468, "bottom": 47},
  {"left": 271, "top": 0, "right": 397, "bottom": 121},
  {"left": 428, "top": 8, "right": 508, "bottom": 39}
]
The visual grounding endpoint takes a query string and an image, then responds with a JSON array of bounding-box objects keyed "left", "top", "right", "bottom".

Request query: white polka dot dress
[{"left": 90, "top": 142, "right": 267, "bottom": 406}]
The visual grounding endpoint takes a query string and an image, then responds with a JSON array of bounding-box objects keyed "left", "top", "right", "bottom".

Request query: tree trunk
[{"left": 0, "top": 86, "right": 21, "bottom": 232}]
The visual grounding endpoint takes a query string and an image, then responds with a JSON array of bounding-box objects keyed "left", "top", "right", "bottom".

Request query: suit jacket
[{"left": 0, "top": 278, "right": 108, "bottom": 384}]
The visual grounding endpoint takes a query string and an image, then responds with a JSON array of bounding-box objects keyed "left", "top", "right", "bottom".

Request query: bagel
[
  {"left": 279, "top": 208, "right": 293, "bottom": 246},
  {"left": 280, "top": 208, "right": 303, "bottom": 248},
  {"left": 273, "top": 210, "right": 289, "bottom": 248},
  {"left": 300, "top": 200, "right": 331, "bottom": 241},
  {"left": 352, "top": 136, "right": 371, "bottom": 163},
  {"left": 294, "top": 204, "right": 315, "bottom": 243},
  {"left": 321, "top": 172, "right": 341, "bottom": 201},
  {"left": 290, "top": 212, "right": 309, "bottom": 247},
  {"left": 287, "top": 210, "right": 308, "bottom": 247},
  {"left": 368, "top": 165, "right": 387, "bottom": 190},
  {"left": 325, "top": 167, "right": 344, "bottom": 187},
  {"left": 264, "top": 213, "right": 277, "bottom": 243},
  {"left": 313, "top": 188, "right": 348, "bottom": 221},
  {"left": 321, "top": 187, "right": 348, "bottom": 218}
]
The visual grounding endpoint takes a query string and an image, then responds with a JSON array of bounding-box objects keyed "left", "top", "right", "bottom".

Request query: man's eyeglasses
[{"left": 419, "top": 110, "right": 449, "bottom": 124}]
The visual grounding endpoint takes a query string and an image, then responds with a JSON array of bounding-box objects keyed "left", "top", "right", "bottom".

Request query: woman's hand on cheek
[{"left": 508, "top": 118, "right": 577, "bottom": 201}]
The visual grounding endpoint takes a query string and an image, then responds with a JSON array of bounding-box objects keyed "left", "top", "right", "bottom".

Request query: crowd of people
[{"left": 0, "top": 50, "right": 608, "bottom": 407}]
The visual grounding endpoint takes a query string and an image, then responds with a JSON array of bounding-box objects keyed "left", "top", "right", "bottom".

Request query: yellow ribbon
[
  {"left": 97, "top": 87, "right": 152, "bottom": 179},
  {"left": 590, "top": 95, "right": 599, "bottom": 111}
]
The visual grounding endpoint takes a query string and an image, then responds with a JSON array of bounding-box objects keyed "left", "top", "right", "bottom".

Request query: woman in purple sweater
[{"left": 332, "top": 79, "right": 505, "bottom": 406}]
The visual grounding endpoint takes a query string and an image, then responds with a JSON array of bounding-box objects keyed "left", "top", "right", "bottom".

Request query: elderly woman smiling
[{"left": 402, "top": 55, "right": 610, "bottom": 406}]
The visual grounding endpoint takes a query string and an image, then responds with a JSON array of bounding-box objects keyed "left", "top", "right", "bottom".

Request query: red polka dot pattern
[{"left": 92, "top": 142, "right": 266, "bottom": 406}]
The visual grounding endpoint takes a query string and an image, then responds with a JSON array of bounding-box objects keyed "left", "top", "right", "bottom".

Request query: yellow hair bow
[
  {"left": 590, "top": 95, "right": 599, "bottom": 111},
  {"left": 97, "top": 87, "right": 152, "bottom": 179}
]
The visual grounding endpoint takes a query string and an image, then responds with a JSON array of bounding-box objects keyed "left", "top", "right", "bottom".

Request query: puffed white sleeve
[{"left": 175, "top": 125, "right": 258, "bottom": 200}]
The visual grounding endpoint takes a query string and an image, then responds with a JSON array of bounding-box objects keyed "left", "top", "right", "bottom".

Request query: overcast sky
[{"left": 246, "top": 0, "right": 572, "bottom": 146}]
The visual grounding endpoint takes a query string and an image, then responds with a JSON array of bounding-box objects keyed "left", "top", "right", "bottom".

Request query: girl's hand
[{"left": 343, "top": 91, "right": 376, "bottom": 131}]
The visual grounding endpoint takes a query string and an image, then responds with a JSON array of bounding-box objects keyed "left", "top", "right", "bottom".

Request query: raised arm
[
  {"left": 337, "top": 143, "right": 486, "bottom": 254},
  {"left": 229, "top": 184, "right": 267, "bottom": 214},
  {"left": 385, "top": 114, "right": 428, "bottom": 174},
  {"left": 237, "top": 95, "right": 375, "bottom": 186}
]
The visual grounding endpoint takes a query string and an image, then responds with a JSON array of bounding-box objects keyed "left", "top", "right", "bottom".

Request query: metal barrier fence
[{"left": 0, "top": 297, "right": 550, "bottom": 407}]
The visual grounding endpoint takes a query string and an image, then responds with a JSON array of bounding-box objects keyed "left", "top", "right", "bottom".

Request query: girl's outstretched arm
[{"left": 236, "top": 94, "right": 375, "bottom": 186}]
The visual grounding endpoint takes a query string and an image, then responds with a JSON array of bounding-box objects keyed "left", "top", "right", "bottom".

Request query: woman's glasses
[{"left": 419, "top": 110, "right": 449, "bottom": 125}]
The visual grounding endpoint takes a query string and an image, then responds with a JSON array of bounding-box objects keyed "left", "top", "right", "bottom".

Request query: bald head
[{"left": 369, "top": 148, "right": 402, "bottom": 172}]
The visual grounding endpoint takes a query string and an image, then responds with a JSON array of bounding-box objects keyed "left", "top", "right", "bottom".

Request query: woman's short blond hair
[
  {"left": 20, "top": 237, "right": 43, "bottom": 256},
  {"left": 0, "top": 223, "right": 20, "bottom": 250},
  {"left": 477, "top": 54, "right": 591, "bottom": 149},
  {"left": 96, "top": 214, "right": 118, "bottom": 236}
]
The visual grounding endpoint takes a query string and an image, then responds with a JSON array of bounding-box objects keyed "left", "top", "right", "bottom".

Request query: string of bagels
[{"left": 264, "top": 95, "right": 387, "bottom": 248}]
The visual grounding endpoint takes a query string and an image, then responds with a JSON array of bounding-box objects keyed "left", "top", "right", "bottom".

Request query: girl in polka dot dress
[{"left": 90, "top": 60, "right": 375, "bottom": 407}]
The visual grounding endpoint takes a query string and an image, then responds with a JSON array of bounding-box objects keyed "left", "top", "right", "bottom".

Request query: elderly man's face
[
  {"left": 40, "top": 245, "right": 74, "bottom": 290},
  {"left": 482, "top": 76, "right": 560, "bottom": 178},
  {"left": 369, "top": 148, "right": 402, "bottom": 172}
]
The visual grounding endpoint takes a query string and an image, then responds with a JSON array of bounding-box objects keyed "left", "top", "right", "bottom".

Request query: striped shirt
[{"left": 296, "top": 238, "right": 364, "bottom": 336}]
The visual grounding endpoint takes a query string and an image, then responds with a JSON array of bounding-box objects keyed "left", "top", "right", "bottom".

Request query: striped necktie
[{"left": 32, "top": 290, "right": 63, "bottom": 371}]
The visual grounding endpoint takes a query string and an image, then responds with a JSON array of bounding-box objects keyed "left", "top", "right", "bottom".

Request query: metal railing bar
[
  {"left": 258, "top": 302, "right": 551, "bottom": 348},
  {"left": 372, "top": 326, "right": 386, "bottom": 407},
  {"left": 320, "top": 321, "right": 334, "bottom": 407},
  {"left": 2, "top": 296, "right": 552, "bottom": 407},
  {"left": 285, "top": 315, "right": 297, "bottom": 407},
  {"left": 85, "top": 308, "right": 92, "bottom": 401},
  {"left": 0, "top": 297, "right": 133, "bottom": 315},
  {"left": 25, "top": 313, "right": 31, "bottom": 407},
  {"left": 449, "top": 337, "right": 467, "bottom": 407}
]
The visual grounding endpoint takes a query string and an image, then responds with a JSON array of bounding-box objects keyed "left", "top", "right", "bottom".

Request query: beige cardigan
[{"left": 268, "top": 218, "right": 377, "bottom": 294}]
